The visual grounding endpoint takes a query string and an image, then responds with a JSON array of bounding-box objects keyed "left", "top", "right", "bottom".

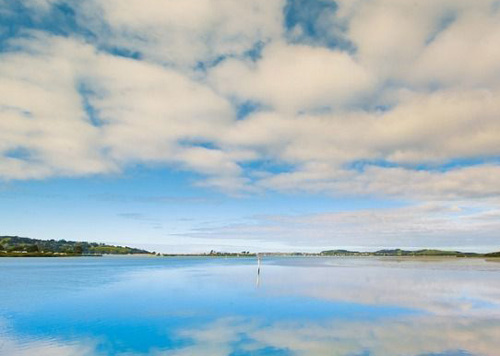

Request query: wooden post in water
[
  {"left": 257, "top": 253, "right": 261, "bottom": 275},
  {"left": 256, "top": 253, "right": 261, "bottom": 287}
]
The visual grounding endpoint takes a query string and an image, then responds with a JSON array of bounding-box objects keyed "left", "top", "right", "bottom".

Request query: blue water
[{"left": 0, "top": 257, "right": 499, "bottom": 356}]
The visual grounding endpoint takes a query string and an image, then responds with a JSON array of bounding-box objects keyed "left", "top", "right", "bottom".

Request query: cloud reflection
[
  {"left": 168, "top": 315, "right": 500, "bottom": 356},
  {"left": 1, "top": 258, "right": 499, "bottom": 356},
  {"left": 0, "top": 320, "right": 100, "bottom": 356},
  {"left": 256, "top": 258, "right": 500, "bottom": 317}
]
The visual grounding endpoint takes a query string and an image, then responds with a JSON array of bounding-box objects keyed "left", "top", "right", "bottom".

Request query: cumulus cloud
[
  {"left": 410, "top": 4, "right": 500, "bottom": 88},
  {"left": 0, "top": 33, "right": 244, "bottom": 188},
  {"left": 209, "top": 41, "right": 374, "bottom": 112},
  {"left": 1, "top": 0, "right": 500, "bottom": 203},
  {"left": 0, "top": 35, "right": 113, "bottom": 179},
  {"left": 85, "top": 0, "right": 286, "bottom": 68}
]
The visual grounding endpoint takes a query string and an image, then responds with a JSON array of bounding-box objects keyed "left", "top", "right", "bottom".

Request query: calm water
[{"left": 0, "top": 257, "right": 499, "bottom": 356}]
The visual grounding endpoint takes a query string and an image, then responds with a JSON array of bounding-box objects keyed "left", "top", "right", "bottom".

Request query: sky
[{"left": 1, "top": 0, "right": 500, "bottom": 253}]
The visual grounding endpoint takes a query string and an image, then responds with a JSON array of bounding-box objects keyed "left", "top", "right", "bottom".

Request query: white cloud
[
  {"left": 0, "top": 35, "right": 114, "bottom": 179},
  {"left": 2, "top": 0, "right": 500, "bottom": 205},
  {"left": 0, "top": 33, "right": 239, "bottom": 184},
  {"left": 209, "top": 41, "right": 374, "bottom": 112},
  {"left": 342, "top": 0, "right": 500, "bottom": 85},
  {"left": 411, "top": 8, "right": 500, "bottom": 88},
  {"left": 85, "top": 0, "right": 286, "bottom": 68},
  {"left": 205, "top": 85, "right": 500, "bottom": 200},
  {"left": 258, "top": 164, "right": 500, "bottom": 201},
  {"left": 182, "top": 201, "right": 500, "bottom": 251}
]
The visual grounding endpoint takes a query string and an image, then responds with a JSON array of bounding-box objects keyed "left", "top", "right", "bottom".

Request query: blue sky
[{"left": 1, "top": 0, "right": 500, "bottom": 252}]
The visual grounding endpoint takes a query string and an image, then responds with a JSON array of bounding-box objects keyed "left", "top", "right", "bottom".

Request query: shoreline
[{"left": 1, "top": 253, "right": 499, "bottom": 259}]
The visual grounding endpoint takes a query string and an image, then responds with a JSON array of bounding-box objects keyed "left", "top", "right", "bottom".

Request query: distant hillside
[
  {"left": 320, "top": 249, "right": 365, "bottom": 256},
  {"left": 0, "top": 236, "right": 152, "bottom": 256},
  {"left": 485, "top": 252, "right": 500, "bottom": 258},
  {"left": 373, "top": 249, "right": 481, "bottom": 257},
  {"left": 321, "top": 248, "right": 492, "bottom": 257}
]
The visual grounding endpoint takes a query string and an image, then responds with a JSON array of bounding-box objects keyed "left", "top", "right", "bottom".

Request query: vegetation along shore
[
  {"left": 1, "top": 235, "right": 499, "bottom": 258},
  {"left": 0, "top": 236, "right": 151, "bottom": 257}
]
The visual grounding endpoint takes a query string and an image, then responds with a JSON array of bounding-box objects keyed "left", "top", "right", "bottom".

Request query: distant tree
[
  {"left": 74, "top": 245, "right": 83, "bottom": 255},
  {"left": 26, "top": 244, "right": 39, "bottom": 253},
  {"left": 0, "top": 244, "right": 4, "bottom": 251}
]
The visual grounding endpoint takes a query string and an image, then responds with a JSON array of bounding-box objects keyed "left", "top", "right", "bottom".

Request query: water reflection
[
  {"left": 170, "top": 315, "right": 500, "bottom": 356},
  {"left": 0, "top": 257, "right": 499, "bottom": 356},
  {"left": 256, "top": 254, "right": 262, "bottom": 288}
]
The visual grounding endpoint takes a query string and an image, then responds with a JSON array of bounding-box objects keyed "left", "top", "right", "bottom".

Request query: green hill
[
  {"left": 321, "top": 249, "right": 368, "bottom": 256},
  {"left": 0, "top": 236, "right": 152, "bottom": 257},
  {"left": 373, "top": 249, "right": 479, "bottom": 256},
  {"left": 320, "top": 248, "right": 493, "bottom": 257},
  {"left": 485, "top": 252, "right": 500, "bottom": 258}
]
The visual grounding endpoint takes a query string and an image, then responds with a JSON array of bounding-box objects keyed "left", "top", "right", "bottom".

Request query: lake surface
[{"left": 0, "top": 256, "right": 499, "bottom": 356}]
